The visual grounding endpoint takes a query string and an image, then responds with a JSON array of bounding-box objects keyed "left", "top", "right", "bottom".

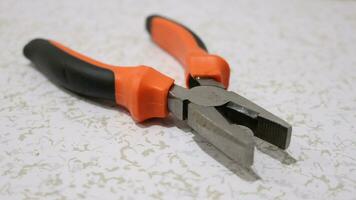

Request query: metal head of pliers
[{"left": 168, "top": 78, "right": 292, "bottom": 167}]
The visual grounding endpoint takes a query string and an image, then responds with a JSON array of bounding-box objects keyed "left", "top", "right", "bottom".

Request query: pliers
[{"left": 23, "top": 15, "right": 292, "bottom": 167}]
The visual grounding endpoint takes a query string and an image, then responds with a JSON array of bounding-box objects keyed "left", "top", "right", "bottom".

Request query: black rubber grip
[
  {"left": 23, "top": 39, "right": 116, "bottom": 101},
  {"left": 146, "top": 15, "right": 208, "bottom": 52}
]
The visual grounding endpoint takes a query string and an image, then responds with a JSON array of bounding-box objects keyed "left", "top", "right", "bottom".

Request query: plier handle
[{"left": 23, "top": 15, "right": 292, "bottom": 167}]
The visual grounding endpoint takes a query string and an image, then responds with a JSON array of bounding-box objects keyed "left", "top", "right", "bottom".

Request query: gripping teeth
[
  {"left": 256, "top": 116, "right": 292, "bottom": 149},
  {"left": 218, "top": 101, "right": 292, "bottom": 149}
]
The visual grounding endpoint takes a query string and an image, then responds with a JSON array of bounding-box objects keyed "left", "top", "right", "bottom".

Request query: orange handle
[
  {"left": 113, "top": 66, "right": 174, "bottom": 122},
  {"left": 24, "top": 39, "right": 174, "bottom": 122},
  {"left": 146, "top": 15, "right": 230, "bottom": 88}
]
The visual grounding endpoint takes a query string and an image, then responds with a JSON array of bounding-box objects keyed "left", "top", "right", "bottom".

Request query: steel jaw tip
[
  {"left": 187, "top": 103, "right": 255, "bottom": 167},
  {"left": 220, "top": 91, "right": 292, "bottom": 150}
]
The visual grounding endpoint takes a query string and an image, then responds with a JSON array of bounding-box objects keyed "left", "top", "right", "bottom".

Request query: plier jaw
[
  {"left": 168, "top": 78, "right": 291, "bottom": 167},
  {"left": 220, "top": 95, "right": 292, "bottom": 150}
]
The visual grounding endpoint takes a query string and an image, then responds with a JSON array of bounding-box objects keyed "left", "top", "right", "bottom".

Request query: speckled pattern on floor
[{"left": 0, "top": 0, "right": 356, "bottom": 199}]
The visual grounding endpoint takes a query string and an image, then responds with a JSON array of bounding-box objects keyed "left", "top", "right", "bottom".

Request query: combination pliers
[{"left": 23, "top": 15, "right": 292, "bottom": 167}]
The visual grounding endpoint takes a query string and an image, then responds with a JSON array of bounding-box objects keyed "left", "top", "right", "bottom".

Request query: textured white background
[{"left": 1, "top": 0, "right": 356, "bottom": 199}]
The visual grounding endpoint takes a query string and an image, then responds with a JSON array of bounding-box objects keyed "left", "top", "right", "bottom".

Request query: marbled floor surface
[{"left": 1, "top": 0, "right": 356, "bottom": 199}]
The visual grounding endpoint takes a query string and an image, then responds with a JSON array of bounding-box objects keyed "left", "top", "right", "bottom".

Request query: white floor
[{"left": 0, "top": 0, "right": 356, "bottom": 199}]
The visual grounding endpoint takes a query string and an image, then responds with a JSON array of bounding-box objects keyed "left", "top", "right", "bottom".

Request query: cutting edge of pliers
[{"left": 23, "top": 15, "right": 292, "bottom": 167}]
